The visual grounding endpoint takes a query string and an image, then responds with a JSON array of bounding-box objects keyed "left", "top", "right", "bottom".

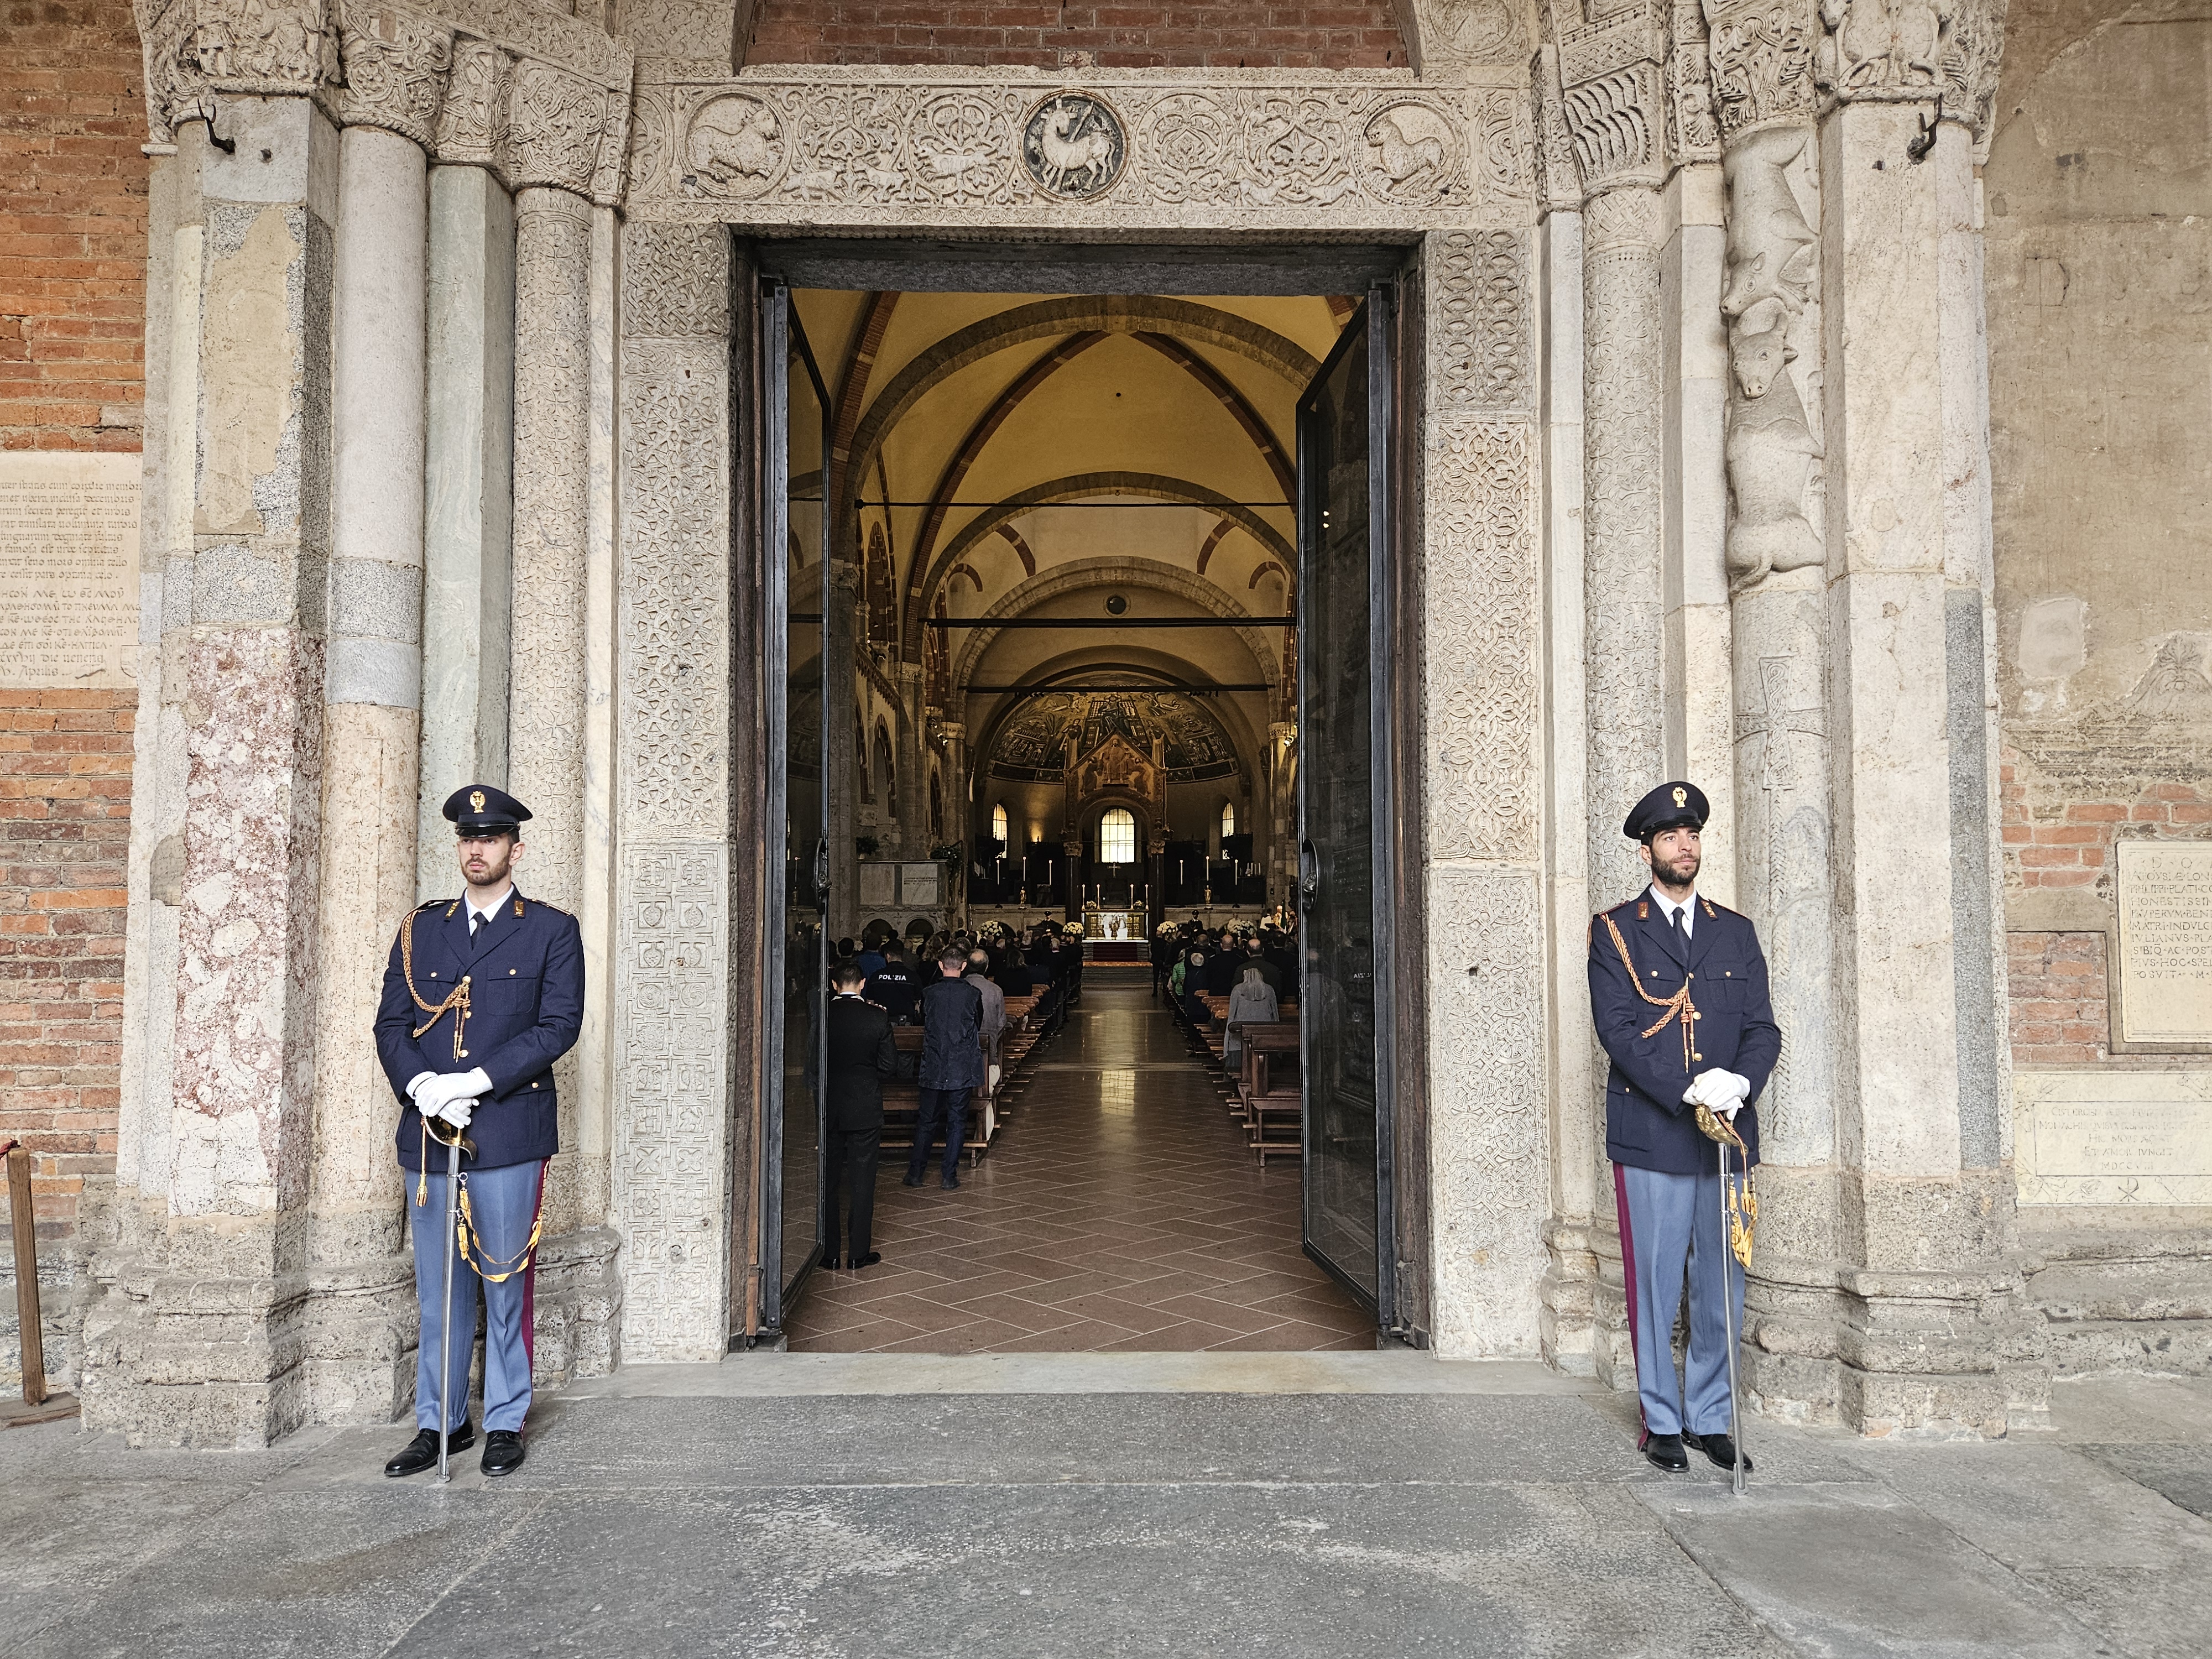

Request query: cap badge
[
  {"left": 470, "top": 790, "right": 485, "bottom": 812},
  {"left": 1672, "top": 786, "right": 1687, "bottom": 808}
]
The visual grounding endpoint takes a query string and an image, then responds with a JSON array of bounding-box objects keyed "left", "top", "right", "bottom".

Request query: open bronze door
[
  {"left": 1296, "top": 284, "right": 1422, "bottom": 1338},
  {"left": 750, "top": 279, "right": 833, "bottom": 1341}
]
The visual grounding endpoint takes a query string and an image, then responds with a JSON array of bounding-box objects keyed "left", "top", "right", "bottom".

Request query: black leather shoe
[
  {"left": 822, "top": 1255, "right": 843, "bottom": 1271},
  {"left": 940, "top": 1173, "right": 960, "bottom": 1190},
  {"left": 1688, "top": 1432, "right": 1752, "bottom": 1473},
  {"left": 1643, "top": 1431, "right": 1689, "bottom": 1472},
  {"left": 480, "top": 1430, "right": 526, "bottom": 1477},
  {"left": 849, "top": 1251, "right": 881, "bottom": 1269},
  {"left": 384, "top": 1421, "right": 472, "bottom": 1478},
  {"left": 901, "top": 1172, "right": 925, "bottom": 1187}
]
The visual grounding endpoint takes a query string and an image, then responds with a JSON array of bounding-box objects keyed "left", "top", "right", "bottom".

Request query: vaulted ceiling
[{"left": 790, "top": 288, "right": 1346, "bottom": 778}]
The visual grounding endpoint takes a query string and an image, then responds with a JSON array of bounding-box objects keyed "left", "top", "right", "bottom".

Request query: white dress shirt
[{"left": 1649, "top": 884, "right": 1696, "bottom": 940}]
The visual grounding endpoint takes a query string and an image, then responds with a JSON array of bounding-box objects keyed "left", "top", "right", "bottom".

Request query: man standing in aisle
[
  {"left": 375, "top": 785, "right": 583, "bottom": 1480},
  {"left": 908, "top": 947, "right": 984, "bottom": 1190},
  {"left": 1588, "top": 782, "right": 1780, "bottom": 1475},
  {"left": 823, "top": 959, "right": 900, "bottom": 1269}
]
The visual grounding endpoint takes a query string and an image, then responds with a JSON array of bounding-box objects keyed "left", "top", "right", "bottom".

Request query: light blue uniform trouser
[
  {"left": 1614, "top": 1161, "right": 1746, "bottom": 1438},
  {"left": 408, "top": 1157, "right": 544, "bottom": 1434}
]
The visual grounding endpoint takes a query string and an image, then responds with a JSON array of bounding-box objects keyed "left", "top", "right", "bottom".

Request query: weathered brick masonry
[
  {"left": 746, "top": 2, "right": 1408, "bottom": 68},
  {"left": 2, "top": 0, "right": 147, "bottom": 1386}
]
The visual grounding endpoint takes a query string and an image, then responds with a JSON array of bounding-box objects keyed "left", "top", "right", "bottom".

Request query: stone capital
[
  {"left": 137, "top": 0, "right": 344, "bottom": 144},
  {"left": 335, "top": 2, "right": 452, "bottom": 148},
  {"left": 503, "top": 59, "right": 609, "bottom": 194},
  {"left": 1813, "top": 0, "right": 2005, "bottom": 140},
  {"left": 432, "top": 37, "right": 509, "bottom": 169},
  {"left": 1703, "top": 0, "right": 1820, "bottom": 142},
  {"left": 1666, "top": 0, "right": 1721, "bottom": 164},
  {"left": 1546, "top": 0, "right": 1671, "bottom": 198}
]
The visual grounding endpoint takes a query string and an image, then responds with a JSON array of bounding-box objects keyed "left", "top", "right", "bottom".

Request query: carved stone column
[
  {"left": 896, "top": 661, "right": 927, "bottom": 855},
  {"left": 1699, "top": 0, "right": 1844, "bottom": 1420},
  {"left": 1553, "top": 2, "right": 1672, "bottom": 910},
  {"left": 505, "top": 65, "right": 606, "bottom": 919},
  {"left": 1806, "top": 0, "right": 2030, "bottom": 1434}
]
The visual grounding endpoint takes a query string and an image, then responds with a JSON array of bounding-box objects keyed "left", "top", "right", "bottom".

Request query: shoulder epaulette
[
  {"left": 524, "top": 897, "right": 574, "bottom": 919},
  {"left": 413, "top": 898, "right": 448, "bottom": 914},
  {"left": 1704, "top": 897, "right": 1744, "bottom": 919}
]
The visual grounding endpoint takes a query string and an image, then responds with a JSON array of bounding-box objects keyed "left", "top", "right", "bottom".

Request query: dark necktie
[
  {"left": 471, "top": 908, "right": 490, "bottom": 948},
  {"left": 1671, "top": 904, "right": 1688, "bottom": 946}
]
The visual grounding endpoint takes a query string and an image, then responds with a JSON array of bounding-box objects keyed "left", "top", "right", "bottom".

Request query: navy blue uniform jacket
[
  {"left": 376, "top": 889, "right": 585, "bottom": 1172},
  {"left": 917, "top": 975, "right": 985, "bottom": 1091},
  {"left": 1587, "top": 892, "right": 1782, "bottom": 1175}
]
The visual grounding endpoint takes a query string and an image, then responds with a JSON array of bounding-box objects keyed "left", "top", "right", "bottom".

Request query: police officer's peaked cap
[
  {"left": 1623, "top": 781, "right": 1709, "bottom": 843},
  {"left": 444, "top": 784, "right": 533, "bottom": 835}
]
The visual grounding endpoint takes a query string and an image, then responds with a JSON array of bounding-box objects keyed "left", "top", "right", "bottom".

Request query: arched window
[
  {"left": 991, "top": 802, "right": 1009, "bottom": 846},
  {"left": 874, "top": 720, "right": 897, "bottom": 818},
  {"left": 1220, "top": 801, "right": 1235, "bottom": 839},
  {"left": 1099, "top": 807, "right": 1136, "bottom": 865}
]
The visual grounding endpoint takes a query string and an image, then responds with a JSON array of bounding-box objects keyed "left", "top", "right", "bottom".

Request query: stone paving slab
[{"left": 2, "top": 1376, "right": 2209, "bottom": 1658}]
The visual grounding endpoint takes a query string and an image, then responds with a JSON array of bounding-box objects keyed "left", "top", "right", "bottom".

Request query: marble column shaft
[
  {"left": 418, "top": 162, "right": 516, "bottom": 897},
  {"left": 317, "top": 122, "right": 429, "bottom": 1253}
]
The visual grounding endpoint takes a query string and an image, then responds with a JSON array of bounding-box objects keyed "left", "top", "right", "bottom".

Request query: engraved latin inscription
[
  {"left": 2117, "top": 839, "right": 2212, "bottom": 1045},
  {"left": 2014, "top": 1069, "right": 2212, "bottom": 1206},
  {"left": 0, "top": 453, "right": 140, "bottom": 689}
]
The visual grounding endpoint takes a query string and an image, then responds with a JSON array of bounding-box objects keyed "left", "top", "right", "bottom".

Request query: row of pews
[
  {"left": 1177, "top": 992, "right": 1303, "bottom": 1165},
  {"left": 875, "top": 988, "right": 1066, "bottom": 1167}
]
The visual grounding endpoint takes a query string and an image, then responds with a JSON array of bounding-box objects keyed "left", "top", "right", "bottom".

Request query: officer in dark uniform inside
[
  {"left": 374, "top": 784, "right": 584, "bottom": 1479},
  {"left": 823, "top": 958, "right": 899, "bottom": 1269},
  {"left": 1588, "top": 781, "right": 1780, "bottom": 1474}
]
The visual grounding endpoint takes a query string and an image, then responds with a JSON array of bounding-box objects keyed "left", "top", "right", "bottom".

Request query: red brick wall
[
  {"left": 1, "top": 0, "right": 149, "bottom": 451},
  {"left": 1, "top": 0, "right": 145, "bottom": 1270},
  {"left": 2001, "top": 752, "right": 2212, "bottom": 1063},
  {"left": 0, "top": 690, "right": 133, "bottom": 1241},
  {"left": 746, "top": 2, "right": 1408, "bottom": 67}
]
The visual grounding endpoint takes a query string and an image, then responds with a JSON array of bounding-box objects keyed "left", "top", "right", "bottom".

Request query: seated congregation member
[
  {"left": 823, "top": 959, "right": 899, "bottom": 1270},
  {"left": 868, "top": 940, "right": 919, "bottom": 1024},
  {"left": 1223, "top": 963, "right": 1280, "bottom": 1067},
  {"left": 1244, "top": 936, "right": 1281, "bottom": 995},
  {"left": 1203, "top": 932, "right": 1245, "bottom": 995},
  {"left": 1180, "top": 950, "right": 1213, "bottom": 1026},
  {"left": 994, "top": 947, "right": 1034, "bottom": 998},
  {"left": 854, "top": 932, "right": 887, "bottom": 980},
  {"left": 909, "top": 948, "right": 984, "bottom": 1190}
]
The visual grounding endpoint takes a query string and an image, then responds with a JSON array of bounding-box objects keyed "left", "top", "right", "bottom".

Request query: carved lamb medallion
[
  {"left": 685, "top": 92, "right": 784, "bottom": 197},
  {"left": 1021, "top": 92, "right": 1127, "bottom": 200}
]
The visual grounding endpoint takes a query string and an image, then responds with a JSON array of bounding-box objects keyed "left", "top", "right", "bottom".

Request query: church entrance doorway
[{"left": 740, "top": 246, "right": 1430, "bottom": 1354}]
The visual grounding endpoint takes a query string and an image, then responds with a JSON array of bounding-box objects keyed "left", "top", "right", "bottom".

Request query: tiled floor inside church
[{"left": 782, "top": 975, "right": 1374, "bottom": 1353}]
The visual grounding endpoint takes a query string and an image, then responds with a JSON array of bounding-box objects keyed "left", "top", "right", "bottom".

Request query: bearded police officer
[
  {"left": 1588, "top": 782, "right": 1781, "bottom": 1474},
  {"left": 374, "top": 785, "right": 583, "bottom": 1479}
]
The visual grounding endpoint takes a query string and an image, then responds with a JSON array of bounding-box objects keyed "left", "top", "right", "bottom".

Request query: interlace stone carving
[
  {"left": 507, "top": 60, "right": 608, "bottom": 192},
  {"left": 1423, "top": 418, "right": 1539, "bottom": 863},
  {"left": 1551, "top": 0, "right": 1670, "bottom": 194},
  {"left": 1667, "top": 0, "right": 1721, "bottom": 161},
  {"left": 432, "top": 36, "right": 507, "bottom": 163},
  {"left": 1704, "top": 0, "right": 1819, "bottom": 137},
  {"left": 627, "top": 71, "right": 1482, "bottom": 227},
  {"left": 1434, "top": 228, "right": 1533, "bottom": 410},
  {"left": 336, "top": 3, "right": 452, "bottom": 147}
]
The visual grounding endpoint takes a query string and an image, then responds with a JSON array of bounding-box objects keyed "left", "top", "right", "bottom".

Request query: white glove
[
  {"left": 414, "top": 1067, "right": 491, "bottom": 1117},
  {"left": 435, "top": 1096, "right": 474, "bottom": 1129},
  {"left": 1683, "top": 1068, "right": 1750, "bottom": 1110}
]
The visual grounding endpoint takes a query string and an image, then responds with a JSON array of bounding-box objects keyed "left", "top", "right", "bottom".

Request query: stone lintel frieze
[
  {"left": 335, "top": 2, "right": 452, "bottom": 148},
  {"left": 1813, "top": 0, "right": 2006, "bottom": 142},
  {"left": 623, "top": 70, "right": 1506, "bottom": 230},
  {"left": 1547, "top": 1, "right": 1671, "bottom": 199}
]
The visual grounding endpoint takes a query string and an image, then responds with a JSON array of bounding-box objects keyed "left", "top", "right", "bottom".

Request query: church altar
[{"left": 1082, "top": 908, "right": 1146, "bottom": 942}]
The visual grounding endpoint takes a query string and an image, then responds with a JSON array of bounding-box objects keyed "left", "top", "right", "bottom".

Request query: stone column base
[{"left": 1539, "top": 1215, "right": 1599, "bottom": 1376}]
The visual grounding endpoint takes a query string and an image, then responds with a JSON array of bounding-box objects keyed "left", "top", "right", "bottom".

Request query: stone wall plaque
[
  {"left": 857, "top": 862, "right": 896, "bottom": 909},
  {"left": 2116, "top": 839, "right": 2212, "bottom": 1046},
  {"left": 2015, "top": 1070, "right": 2212, "bottom": 1206},
  {"left": 899, "top": 862, "right": 941, "bottom": 907},
  {"left": 0, "top": 452, "right": 140, "bottom": 690}
]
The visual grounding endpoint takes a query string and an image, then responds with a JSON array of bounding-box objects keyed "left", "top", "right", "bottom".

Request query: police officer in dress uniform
[
  {"left": 1588, "top": 782, "right": 1781, "bottom": 1474},
  {"left": 374, "top": 785, "right": 584, "bottom": 1479}
]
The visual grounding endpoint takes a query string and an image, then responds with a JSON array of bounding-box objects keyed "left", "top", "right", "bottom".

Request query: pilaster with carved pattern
[{"left": 334, "top": 2, "right": 451, "bottom": 147}]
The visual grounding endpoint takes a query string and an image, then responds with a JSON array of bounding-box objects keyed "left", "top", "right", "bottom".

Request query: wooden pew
[{"left": 878, "top": 1026, "right": 993, "bottom": 1165}]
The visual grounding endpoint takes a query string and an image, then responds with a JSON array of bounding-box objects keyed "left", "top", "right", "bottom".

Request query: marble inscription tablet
[
  {"left": 2014, "top": 1069, "right": 2212, "bottom": 1205},
  {"left": 857, "top": 862, "right": 896, "bottom": 909},
  {"left": 2116, "top": 839, "right": 2212, "bottom": 1045},
  {"left": 899, "top": 863, "right": 940, "bottom": 907},
  {"left": 0, "top": 452, "right": 139, "bottom": 688}
]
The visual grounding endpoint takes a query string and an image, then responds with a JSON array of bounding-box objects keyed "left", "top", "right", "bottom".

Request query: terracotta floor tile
[{"left": 784, "top": 987, "right": 1368, "bottom": 1354}]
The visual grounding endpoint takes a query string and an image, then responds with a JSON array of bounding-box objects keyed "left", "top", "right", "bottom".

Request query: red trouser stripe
[
  {"left": 521, "top": 1159, "right": 546, "bottom": 1374},
  {"left": 1613, "top": 1161, "right": 1647, "bottom": 1441}
]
